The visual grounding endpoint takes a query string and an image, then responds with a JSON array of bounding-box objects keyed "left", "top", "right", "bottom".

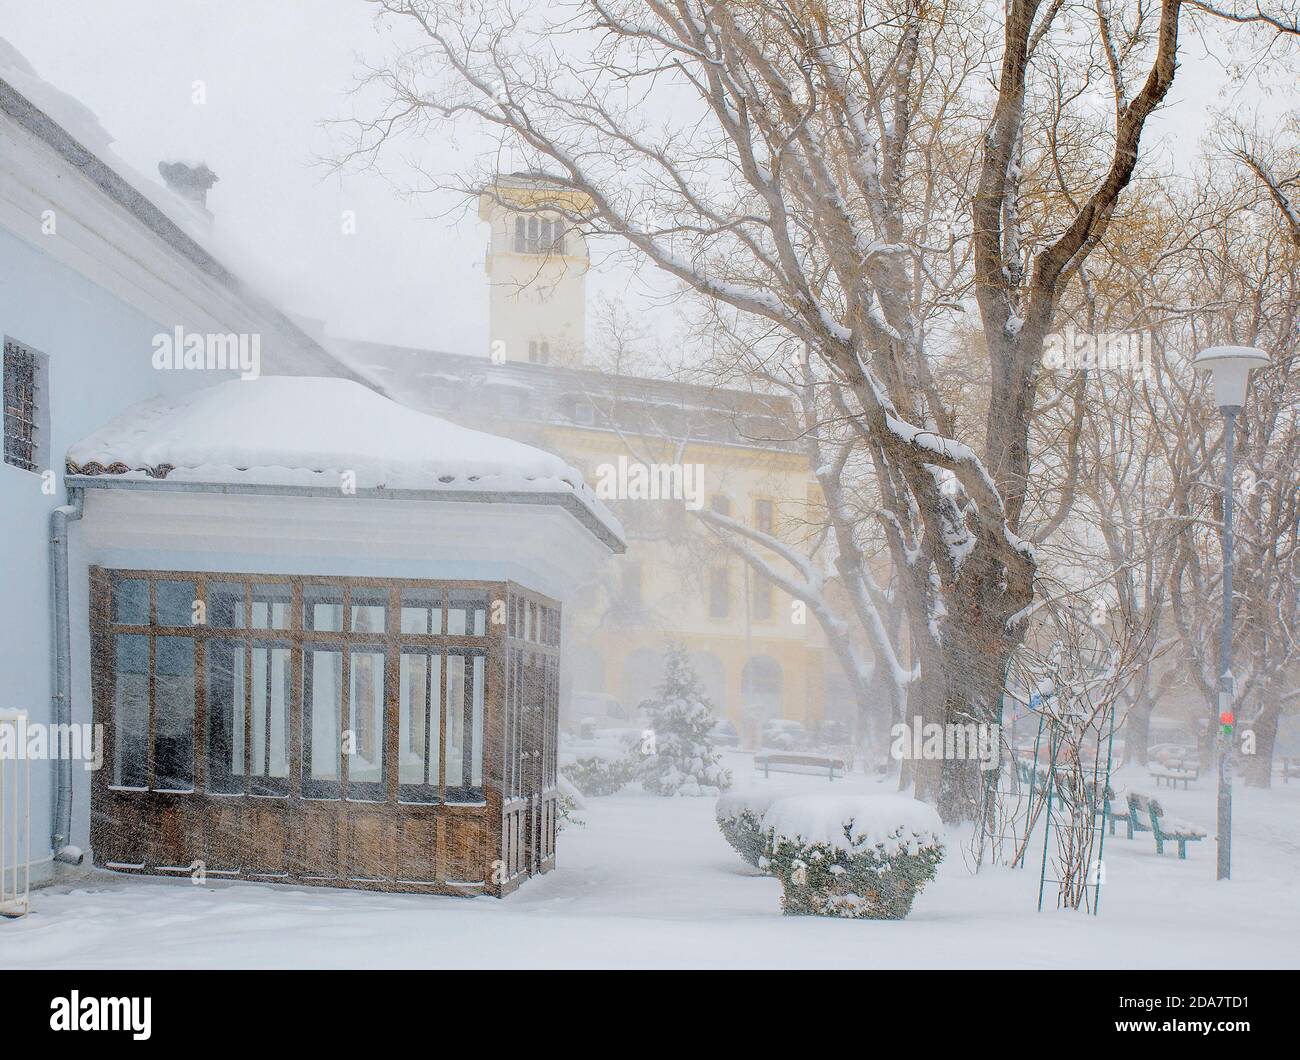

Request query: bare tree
[{"left": 339, "top": 0, "right": 1298, "bottom": 818}]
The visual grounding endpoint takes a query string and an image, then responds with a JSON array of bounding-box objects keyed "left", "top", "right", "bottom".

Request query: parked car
[
  {"left": 1148, "top": 742, "right": 1197, "bottom": 767},
  {"left": 710, "top": 718, "right": 741, "bottom": 748},
  {"left": 567, "top": 692, "right": 631, "bottom": 738},
  {"left": 761, "top": 718, "right": 809, "bottom": 751}
]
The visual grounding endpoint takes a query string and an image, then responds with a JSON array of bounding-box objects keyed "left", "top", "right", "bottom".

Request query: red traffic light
[{"left": 1220, "top": 711, "right": 1235, "bottom": 726}]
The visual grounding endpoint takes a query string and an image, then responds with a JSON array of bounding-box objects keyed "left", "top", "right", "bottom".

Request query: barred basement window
[{"left": 3, "top": 338, "right": 48, "bottom": 474}]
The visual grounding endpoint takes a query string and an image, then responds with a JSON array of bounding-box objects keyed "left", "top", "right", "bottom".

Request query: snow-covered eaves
[{"left": 65, "top": 377, "right": 625, "bottom": 553}]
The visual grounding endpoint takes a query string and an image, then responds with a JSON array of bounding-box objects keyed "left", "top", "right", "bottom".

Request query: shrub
[
  {"left": 566, "top": 754, "right": 634, "bottom": 797},
  {"left": 556, "top": 791, "right": 585, "bottom": 831},
  {"left": 631, "top": 645, "right": 732, "bottom": 797},
  {"left": 714, "top": 788, "right": 794, "bottom": 869},
  {"left": 763, "top": 795, "right": 944, "bottom": 919}
]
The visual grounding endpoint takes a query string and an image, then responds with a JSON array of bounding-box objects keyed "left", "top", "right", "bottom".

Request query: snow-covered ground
[{"left": 5, "top": 752, "right": 1299, "bottom": 968}]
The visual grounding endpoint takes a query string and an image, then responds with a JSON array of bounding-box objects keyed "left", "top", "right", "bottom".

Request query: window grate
[{"left": 3, "top": 339, "right": 41, "bottom": 473}]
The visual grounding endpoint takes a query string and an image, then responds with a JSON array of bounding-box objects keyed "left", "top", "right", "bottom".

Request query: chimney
[{"left": 157, "top": 161, "right": 218, "bottom": 210}]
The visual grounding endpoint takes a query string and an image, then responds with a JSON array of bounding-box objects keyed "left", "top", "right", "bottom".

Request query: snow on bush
[
  {"left": 555, "top": 774, "right": 586, "bottom": 830},
  {"left": 630, "top": 645, "right": 732, "bottom": 797},
  {"left": 565, "top": 755, "right": 634, "bottom": 797},
  {"left": 763, "top": 795, "right": 945, "bottom": 919},
  {"left": 715, "top": 788, "right": 795, "bottom": 869}
]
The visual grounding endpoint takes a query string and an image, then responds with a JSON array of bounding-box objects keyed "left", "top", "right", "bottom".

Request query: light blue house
[{"left": 0, "top": 46, "right": 620, "bottom": 903}]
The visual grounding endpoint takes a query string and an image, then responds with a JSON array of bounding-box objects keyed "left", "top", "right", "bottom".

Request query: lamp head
[{"left": 1194, "top": 346, "right": 1270, "bottom": 410}]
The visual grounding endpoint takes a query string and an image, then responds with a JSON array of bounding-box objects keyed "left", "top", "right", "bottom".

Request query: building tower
[{"left": 478, "top": 173, "right": 591, "bottom": 368}]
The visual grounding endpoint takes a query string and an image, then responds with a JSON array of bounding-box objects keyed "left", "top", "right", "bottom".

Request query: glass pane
[
  {"left": 208, "top": 582, "right": 246, "bottom": 629},
  {"left": 303, "top": 585, "right": 344, "bottom": 632},
  {"left": 252, "top": 583, "right": 291, "bottom": 630},
  {"left": 113, "top": 578, "right": 149, "bottom": 625},
  {"left": 154, "top": 636, "right": 195, "bottom": 791},
  {"left": 350, "top": 589, "right": 387, "bottom": 634},
  {"left": 445, "top": 654, "right": 465, "bottom": 788},
  {"left": 348, "top": 650, "right": 385, "bottom": 796},
  {"left": 156, "top": 580, "right": 196, "bottom": 627},
  {"left": 303, "top": 648, "right": 342, "bottom": 797},
  {"left": 206, "top": 637, "right": 245, "bottom": 794},
  {"left": 112, "top": 633, "right": 148, "bottom": 787},
  {"left": 471, "top": 654, "right": 485, "bottom": 788},
  {"left": 400, "top": 588, "right": 441, "bottom": 635},
  {"left": 448, "top": 590, "right": 487, "bottom": 636},
  {"left": 400, "top": 606, "right": 428, "bottom": 635},
  {"left": 399, "top": 652, "right": 441, "bottom": 800},
  {"left": 251, "top": 644, "right": 291, "bottom": 795}
]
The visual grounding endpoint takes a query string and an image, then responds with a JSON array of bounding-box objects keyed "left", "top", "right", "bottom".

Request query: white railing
[{"left": 0, "top": 709, "right": 30, "bottom": 918}]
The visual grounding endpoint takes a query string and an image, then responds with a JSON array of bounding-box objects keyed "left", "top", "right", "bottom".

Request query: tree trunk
[
  {"left": 1199, "top": 697, "right": 1220, "bottom": 769},
  {"left": 1124, "top": 694, "right": 1154, "bottom": 766},
  {"left": 935, "top": 619, "right": 1012, "bottom": 824},
  {"left": 1245, "top": 696, "right": 1279, "bottom": 788}
]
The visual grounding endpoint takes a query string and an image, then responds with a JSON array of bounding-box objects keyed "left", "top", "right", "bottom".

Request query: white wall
[{"left": 0, "top": 225, "right": 202, "bottom": 881}]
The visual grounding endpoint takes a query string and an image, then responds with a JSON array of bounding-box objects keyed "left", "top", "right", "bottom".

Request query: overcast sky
[{"left": 0, "top": 1, "right": 1288, "bottom": 364}]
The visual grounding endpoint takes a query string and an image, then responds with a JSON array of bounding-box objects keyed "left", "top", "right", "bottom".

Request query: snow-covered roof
[
  {"left": 0, "top": 37, "right": 367, "bottom": 386},
  {"left": 66, "top": 377, "right": 624, "bottom": 550}
]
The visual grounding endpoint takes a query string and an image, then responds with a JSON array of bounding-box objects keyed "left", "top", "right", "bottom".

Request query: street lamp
[{"left": 1193, "top": 345, "right": 1270, "bottom": 881}]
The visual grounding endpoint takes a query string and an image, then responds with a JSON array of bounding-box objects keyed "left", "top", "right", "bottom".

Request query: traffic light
[{"left": 1220, "top": 711, "right": 1234, "bottom": 735}]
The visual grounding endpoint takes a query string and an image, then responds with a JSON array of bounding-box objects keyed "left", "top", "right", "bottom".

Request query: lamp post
[{"left": 1192, "top": 345, "right": 1270, "bottom": 882}]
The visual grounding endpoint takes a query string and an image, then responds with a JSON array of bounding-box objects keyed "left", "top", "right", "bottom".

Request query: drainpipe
[{"left": 50, "top": 486, "right": 86, "bottom": 865}]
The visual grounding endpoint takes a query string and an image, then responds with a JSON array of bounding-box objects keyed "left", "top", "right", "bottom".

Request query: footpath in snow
[{"left": 4, "top": 754, "right": 1298, "bottom": 968}]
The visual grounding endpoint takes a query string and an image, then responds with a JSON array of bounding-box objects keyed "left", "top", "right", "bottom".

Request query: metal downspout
[{"left": 50, "top": 486, "right": 85, "bottom": 863}]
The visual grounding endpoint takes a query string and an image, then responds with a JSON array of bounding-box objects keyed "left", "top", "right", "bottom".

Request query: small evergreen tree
[{"left": 631, "top": 645, "right": 732, "bottom": 796}]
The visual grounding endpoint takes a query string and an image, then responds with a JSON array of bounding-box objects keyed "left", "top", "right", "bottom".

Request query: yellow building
[{"left": 337, "top": 174, "right": 827, "bottom": 736}]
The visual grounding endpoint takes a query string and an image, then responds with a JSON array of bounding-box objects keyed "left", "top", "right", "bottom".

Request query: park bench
[
  {"left": 1150, "top": 760, "right": 1199, "bottom": 789},
  {"left": 1126, "top": 792, "right": 1206, "bottom": 859},
  {"left": 754, "top": 751, "right": 846, "bottom": 781},
  {"left": 1091, "top": 782, "right": 1119, "bottom": 836}
]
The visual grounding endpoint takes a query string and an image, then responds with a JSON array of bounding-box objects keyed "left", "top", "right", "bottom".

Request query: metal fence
[{"left": 0, "top": 709, "right": 30, "bottom": 918}]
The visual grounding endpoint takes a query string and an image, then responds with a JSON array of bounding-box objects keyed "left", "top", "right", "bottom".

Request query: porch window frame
[{"left": 96, "top": 571, "right": 513, "bottom": 808}]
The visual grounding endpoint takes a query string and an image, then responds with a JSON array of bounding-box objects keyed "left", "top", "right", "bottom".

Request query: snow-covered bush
[
  {"left": 556, "top": 791, "right": 585, "bottom": 830},
  {"left": 715, "top": 788, "right": 793, "bottom": 869},
  {"left": 631, "top": 645, "right": 732, "bottom": 797},
  {"left": 556, "top": 774, "right": 586, "bottom": 830},
  {"left": 763, "top": 795, "right": 944, "bottom": 919},
  {"left": 565, "top": 754, "right": 634, "bottom": 797}
]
